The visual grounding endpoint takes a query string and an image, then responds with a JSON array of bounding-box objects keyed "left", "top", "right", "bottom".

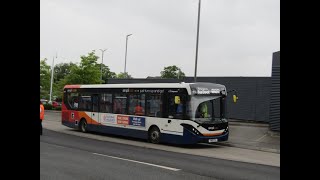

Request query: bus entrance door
[
  {"left": 91, "top": 94, "right": 100, "bottom": 131},
  {"left": 162, "top": 94, "right": 184, "bottom": 136}
]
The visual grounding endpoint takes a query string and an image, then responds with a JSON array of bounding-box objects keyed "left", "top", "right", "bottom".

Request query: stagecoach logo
[
  {"left": 210, "top": 89, "right": 220, "bottom": 94},
  {"left": 194, "top": 88, "right": 220, "bottom": 95},
  {"left": 197, "top": 87, "right": 210, "bottom": 94},
  {"left": 208, "top": 126, "right": 215, "bottom": 130}
]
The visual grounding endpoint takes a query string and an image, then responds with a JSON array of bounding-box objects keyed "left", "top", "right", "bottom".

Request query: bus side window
[
  {"left": 113, "top": 94, "right": 127, "bottom": 114},
  {"left": 128, "top": 94, "right": 145, "bottom": 116},
  {"left": 146, "top": 94, "right": 162, "bottom": 117},
  {"left": 100, "top": 94, "right": 112, "bottom": 113},
  {"left": 92, "top": 95, "right": 99, "bottom": 112},
  {"left": 79, "top": 94, "right": 92, "bottom": 111}
]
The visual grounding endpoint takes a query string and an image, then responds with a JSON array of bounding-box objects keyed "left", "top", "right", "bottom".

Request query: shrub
[
  {"left": 54, "top": 106, "right": 61, "bottom": 111},
  {"left": 43, "top": 104, "right": 53, "bottom": 110}
]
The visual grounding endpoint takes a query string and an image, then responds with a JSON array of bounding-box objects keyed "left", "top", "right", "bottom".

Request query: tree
[
  {"left": 52, "top": 62, "right": 78, "bottom": 99},
  {"left": 117, "top": 72, "right": 133, "bottom": 79},
  {"left": 95, "top": 63, "right": 117, "bottom": 83},
  {"left": 160, "top": 65, "right": 185, "bottom": 79},
  {"left": 40, "top": 58, "right": 51, "bottom": 99},
  {"left": 53, "top": 78, "right": 68, "bottom": 99},
  {"left": 54, "top": 62, "right": 77, "bottom": 82},
  {"left": 64, "top": 51, "right": 102, "bottom": 84}
]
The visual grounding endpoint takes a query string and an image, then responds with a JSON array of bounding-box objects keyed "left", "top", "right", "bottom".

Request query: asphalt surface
[
  {"left": 45, "top": 110, "right": 280, "bottom": 153},
  {"left": 43, "top": 111, "right": 280, "bottom": 167},
  {"left": 40, "top": 130, "right": 280, "bottom": 180}
]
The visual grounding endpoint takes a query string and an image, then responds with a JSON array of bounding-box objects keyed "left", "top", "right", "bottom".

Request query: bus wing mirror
[
  {"left": 233, "top": 95, "right": 238, "bottom": 103},
  {"left": 174, "top": 96, "right": 180, "bottom": 104},
  {"left": 228, "top": 89, "right": 238, "bottom": 103}
]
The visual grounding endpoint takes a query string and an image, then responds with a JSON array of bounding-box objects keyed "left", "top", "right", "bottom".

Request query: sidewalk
[
  {"left": 218, "top": 120, "right": 280, "bottom": 153},
  {"left": 45, "top": 110, "right": 280, "bottom": 154}
]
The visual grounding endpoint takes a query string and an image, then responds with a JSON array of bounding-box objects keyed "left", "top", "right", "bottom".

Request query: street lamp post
[
  {"left": 124, "top": 34, "right": 132, "bottom": 78},
  {"left": 100, "top": 49, "right": 107, "bottom": 83},
  {"left": 194, "top": 0, "right": 201, "bottom": 82},
  {"left": 49, "top": 53, "right": 57, "bottom": 103}
]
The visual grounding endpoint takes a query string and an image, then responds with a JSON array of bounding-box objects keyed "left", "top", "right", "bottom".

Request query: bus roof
[{"left": 64, "top": 82, "right": 226, "bottom": 95}]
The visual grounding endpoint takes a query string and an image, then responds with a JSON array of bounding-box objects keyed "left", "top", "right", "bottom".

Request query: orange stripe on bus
[
  {"left": 78, "top": 112, "right": 101, "bottom": 125},
  {"left": 202, "top": 132, "right": 223, "bottom": 136}
]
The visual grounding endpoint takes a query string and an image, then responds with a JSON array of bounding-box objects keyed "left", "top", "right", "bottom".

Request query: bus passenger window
[
  {"left": 78, "top": 95, "right": 92, "bottom": 111},
  {"left": 92, "top": 95, "right": 99, "bottom": 112},
  {"left": 113, "top": 94, "right": 127, "bottom": 114},
  {"left": 100, "top": 94, "right": 112, "bottom": 113},
  {"left": 146, "top": 95, "right": 162, "bottom": 117},
  {"left": 128, "top": 94, "right": 145, "bottom": 116}
]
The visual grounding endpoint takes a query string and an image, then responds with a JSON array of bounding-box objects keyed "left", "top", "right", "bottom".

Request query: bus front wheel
[
  {"left": 80, "top": 119, "right": 88, "bottom": 133},
  {"left": 149, "top": 127, "right": 160, "bottom": 144}
]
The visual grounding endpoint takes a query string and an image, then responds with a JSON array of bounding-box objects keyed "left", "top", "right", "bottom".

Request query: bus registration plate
[{"left": 208, "top": 139, "right": 218, "bottom": 143}]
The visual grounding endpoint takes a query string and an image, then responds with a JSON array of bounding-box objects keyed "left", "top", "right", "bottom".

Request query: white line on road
[{"left": 92, "top": 152, "right": 181, "bottom": 171}]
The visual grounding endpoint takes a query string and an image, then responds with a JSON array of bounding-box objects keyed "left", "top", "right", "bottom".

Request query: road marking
[{"left": 92, "top": 152, "right": 181, "bottom": 171}]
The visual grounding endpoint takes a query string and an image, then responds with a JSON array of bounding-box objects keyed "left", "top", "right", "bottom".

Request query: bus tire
[
  {"left": 80, "top": 119, "right": 88, "bottom": 133},
  {"left": 148, "top": 126, "right": 160, "bottom": 144}
]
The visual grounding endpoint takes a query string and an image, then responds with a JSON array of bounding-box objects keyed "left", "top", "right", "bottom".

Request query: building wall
[{"left": 269, "top": 51, "right": 280, "bottom": 131}]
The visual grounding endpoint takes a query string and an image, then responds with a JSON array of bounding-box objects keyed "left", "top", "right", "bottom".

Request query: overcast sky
[{"left": 40, "top": 0, "right": 279, "bottom": 78}]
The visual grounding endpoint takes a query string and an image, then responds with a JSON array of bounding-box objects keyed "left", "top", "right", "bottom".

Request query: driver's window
[{"left": 196, "top": 101, "right": 213, "bottom": 118}]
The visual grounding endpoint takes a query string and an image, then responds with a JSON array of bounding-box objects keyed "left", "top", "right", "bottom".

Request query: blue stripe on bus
[
  {"left": 62, "top": 120, "right": 148, "bottom": 139},
  {"left": 91, "top": 124, "right": 148, "bottom": 140},
  {"left": 61, "top": 121, "right": 229, "bottom": 144},
  {"left": 62, "top": 121, "right": 76, "bottom": 128}
]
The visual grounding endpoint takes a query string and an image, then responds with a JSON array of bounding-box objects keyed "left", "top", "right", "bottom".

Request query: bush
[
  {"left": 43, "top": 104, "right": 53, "bottom": 110},
  {"left": 54, "top": 106, "right": 61, "bottom": 111}
]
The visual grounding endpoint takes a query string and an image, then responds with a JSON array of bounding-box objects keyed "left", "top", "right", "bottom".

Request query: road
[
  {"left": 41, "top": 130, "right": 279, "bottom": 180},
  {"left": 43, "top": 111, "right": 280, "bottom": 167}
]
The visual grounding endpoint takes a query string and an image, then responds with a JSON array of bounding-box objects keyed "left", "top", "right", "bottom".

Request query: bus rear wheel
[
  {"left": 149, "top": 127, "right": 160, "bottom": 144},
  {"left": 80, "top": 119, "right": 88, "bottom": 133}
]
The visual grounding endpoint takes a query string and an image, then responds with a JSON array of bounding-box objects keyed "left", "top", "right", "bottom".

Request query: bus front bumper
[{"left": 183, "top": 129, "right": 229, "bottom": 144}]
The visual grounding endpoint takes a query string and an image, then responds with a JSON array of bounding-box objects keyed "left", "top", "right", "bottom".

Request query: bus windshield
[{"left": 187, "top": 96, "right": 226, "bottom": 123}]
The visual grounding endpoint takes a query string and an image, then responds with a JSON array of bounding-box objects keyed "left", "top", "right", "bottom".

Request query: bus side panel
[
  {"left": 61, "top": 110, "right": 69, "bottom": 122},
  {"left": 160, "top": 132, "right": 197, "bottom": 144},
  {"left": 77, "top": 111, "right": 100, "bottom": 131},
  {"left": 146, "top": 117, "right": 184, "bottom": 135},
  {"left": 96, "top": 125, "right": 148, "bottom": 140},
  {"left": 61, "top": 110, "right": 78, "bottom": 128}
]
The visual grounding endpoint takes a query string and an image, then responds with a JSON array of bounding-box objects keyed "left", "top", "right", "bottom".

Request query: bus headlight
[
  {"left": 181, "top": 123, "right": 202, "bottom": 136},
  {"left": 224, "top": 126, "right": 229, "bottom": 133}
]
